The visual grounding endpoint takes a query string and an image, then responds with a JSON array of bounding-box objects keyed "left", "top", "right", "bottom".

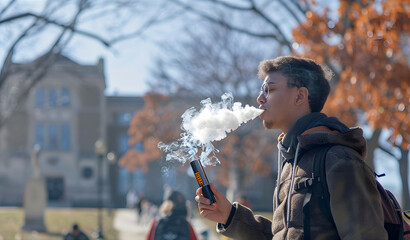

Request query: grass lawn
[{"left": 0, "top": 207, "right": 118, "bottom": 240}]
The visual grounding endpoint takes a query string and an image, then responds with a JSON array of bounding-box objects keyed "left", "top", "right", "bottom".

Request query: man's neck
[{"left": 282, "top": 110, "right": 311, "bottom": 133}]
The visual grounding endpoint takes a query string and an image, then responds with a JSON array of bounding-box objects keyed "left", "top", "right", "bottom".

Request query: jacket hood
[
  {"left": 278, "top": 112, "right": 366, "bottom": 160},
  {"left": 298, "top": 126, "right": 367, "bottom": 159}
]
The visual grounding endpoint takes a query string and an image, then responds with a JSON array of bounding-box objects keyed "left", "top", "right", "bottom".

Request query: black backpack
[
  {"left": 302, "top": 144, "right": 410, "bottom": 240},
  {"left": 154, "top": 215, "right": 191, "bottom": 240}
]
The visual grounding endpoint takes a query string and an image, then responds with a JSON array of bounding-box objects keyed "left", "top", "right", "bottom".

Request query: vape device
[{"left": 190, "top": 159, "right": 216, "bottom": 205}]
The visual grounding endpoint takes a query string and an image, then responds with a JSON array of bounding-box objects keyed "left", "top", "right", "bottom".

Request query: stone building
[{"left": 0, "top": 55, "right": 142, "bottom": 207}]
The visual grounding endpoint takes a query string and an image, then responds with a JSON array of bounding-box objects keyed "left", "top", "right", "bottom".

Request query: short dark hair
[
  {"left": 165, "top": 191, "right": 187, "bottom": 217},
  {"left": 258, "top": 56, "right": 332, "bottom": 112},
  {"left": 72, "top": 224, "right": 79, "bottom": 230}
]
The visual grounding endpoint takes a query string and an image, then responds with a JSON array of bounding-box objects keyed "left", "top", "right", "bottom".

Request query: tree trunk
[
  {"left": 226, "top": 159, "right": 238, "bottom": 202},
  {"left": 366, "top": 128, "right": 382, "bottom": 171},
  {"left": 399, "top": 148, "right": 410, "bottom": 210}
]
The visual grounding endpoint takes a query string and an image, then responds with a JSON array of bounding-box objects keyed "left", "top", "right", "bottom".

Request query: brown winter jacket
[{"left": 217, "top": 124, "right": 388, "bottom": 240}]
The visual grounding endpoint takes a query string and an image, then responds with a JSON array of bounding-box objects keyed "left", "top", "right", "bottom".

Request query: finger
[
  {"left": 200, "top": 208, "right": 212, "bottom": 218},
  {"left": 195, "top": 195, "right": 211, "bottom": 205},
  {"left": 196, "top": 187, "right": 203, "bottom": 196},
  {"left": 198, "top": 202, "right": 215, "bottom": 211}
]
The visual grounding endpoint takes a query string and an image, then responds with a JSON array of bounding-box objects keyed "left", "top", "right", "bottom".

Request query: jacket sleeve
[
  {"left": 326, "top": 146, "right": 388, "bottom": 240},
  {"left": 216, "top": 202, "right": 273, "bottom": 240}
]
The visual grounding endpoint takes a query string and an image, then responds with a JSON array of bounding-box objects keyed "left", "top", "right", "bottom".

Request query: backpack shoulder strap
[
  {"left": 312, "top": 144, "right": 335, "bottom": 224},
  {"left": 303, "top": 144, "right": 335, "bottom": 240}
]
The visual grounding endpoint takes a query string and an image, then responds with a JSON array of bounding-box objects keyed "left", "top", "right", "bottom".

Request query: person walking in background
[
  {"left": 136, "top": 193, "right": 146, "bottom": 223},
  {"left": 146, "top": 190, "right": 198, "bottom": 240},
  {"left": 195, "top": 56, "right": 388, "bottom": 239},
  {"left": 63, "top": 223, "right": 89, "bottom": 240},
  {"left": 126, "top": 188, "right": 137, "bottom": 209}
]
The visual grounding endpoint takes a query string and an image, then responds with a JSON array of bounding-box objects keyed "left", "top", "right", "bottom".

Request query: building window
[
  {"left": 61, "top": 124, "right": 70, "bottom": 151},
  {"left": 35, "top": 124, "right": 45, "bottom": 148},
  {"left": 118, "top": 167, "right": 130, "bottom": 194},
  {"left": 36, "top": 89, "right": 45, "bottom": 108},
  {"left": 49, "top": 89, "right": 58, "bottom": 108},
  {"left": 133, "top": 170, "right": 145, "bottom": 194},
  {"left": 82, "top": 166, "right": 94, "bottom": 179},
  {"left": 119, "top": 134, "right": 129, "bottom": 154},
  {"left": 118, "top": 111, "right": 132, "bottom": 125},
  {"left": 48, "top": 124, "right": 58, "bottom": 150},
  {"left": 46, "top": 177, "right": 64, "bottom": 201},
  {"left": 35, "top": 123, "right": 72, "bottom": 151},
  {"left": 61, "top": 88, "right": 70, "bottom": 107}
]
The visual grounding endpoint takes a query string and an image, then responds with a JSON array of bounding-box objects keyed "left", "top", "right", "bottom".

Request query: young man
[{"left": 195, "top": 56, "right": 388, "bottom": 239}]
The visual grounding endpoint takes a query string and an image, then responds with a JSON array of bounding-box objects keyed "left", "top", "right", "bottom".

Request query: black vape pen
[{"left": 190, "top": 159, "right": 216, "bottom": 205}]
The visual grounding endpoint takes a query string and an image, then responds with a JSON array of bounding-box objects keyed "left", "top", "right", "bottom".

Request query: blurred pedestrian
[
  {"left": 63, "top": 223, "right": 89, "bottom": 240},
  {"left": 126, "top": 189, "right": 137, "bottom": 208},
  {"left": 146, "top": 190, "right": 197, "bottom": 240},
  {"left": 136, "top": 193, "right": 145, "bottom": 223}
]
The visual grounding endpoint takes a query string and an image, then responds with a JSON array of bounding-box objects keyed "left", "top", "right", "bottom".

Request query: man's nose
[{"left": 257, "top": 92, "right": 265, "bottom": 104}]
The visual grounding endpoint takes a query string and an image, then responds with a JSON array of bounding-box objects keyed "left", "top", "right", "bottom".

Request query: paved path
[{"left": 113, "top": 208, "right": 221, "bottom": 240}]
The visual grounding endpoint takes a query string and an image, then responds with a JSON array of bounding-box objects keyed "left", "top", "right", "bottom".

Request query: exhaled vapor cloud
[{"left": 158, "top": 93, "right": 263, "bottom": 166}]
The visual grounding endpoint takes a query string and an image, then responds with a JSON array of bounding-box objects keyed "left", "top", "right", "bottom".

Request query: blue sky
[
  {"left": 0, "top": 0, "right": 168, "bottom": 97},
  {"left": 65, "top": 35, "right": 154, "bottom": 96}
]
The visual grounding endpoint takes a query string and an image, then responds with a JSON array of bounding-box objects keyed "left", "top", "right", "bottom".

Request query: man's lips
[{"left": 258, "top": 106, "right": 266, "bottom": 119}]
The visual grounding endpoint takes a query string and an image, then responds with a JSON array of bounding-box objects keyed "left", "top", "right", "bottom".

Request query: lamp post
[
  {"left": 106, "top": 152, "right": 116, "bottom": 216},
  {"left": 94, "top": 139, "right": 107, "bottom": 240}
]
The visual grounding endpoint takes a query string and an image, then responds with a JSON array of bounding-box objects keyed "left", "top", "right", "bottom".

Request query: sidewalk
[{"left": 113, "top": 208, "right": 221, "bottom": 240}]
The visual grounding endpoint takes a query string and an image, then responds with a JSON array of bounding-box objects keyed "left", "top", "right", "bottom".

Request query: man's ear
[{"left": 295, "top": 87, "right": 309, "bottom": 105}]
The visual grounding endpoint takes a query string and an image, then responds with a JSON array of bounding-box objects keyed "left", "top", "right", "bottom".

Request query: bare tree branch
[
  {"left": 207, "top": 0, "right": 253, "bottom": 11},
  {"left": 109, "top": 7, "right": 185, "bottom": 44},
  {"left": 204, "top": 0, "right": 296, "bottom": 50},
  {"left": 205, "top": 0, "right": 296, "bottom": 48},
  {"left": 149, "top": 20, "right": 270, "bottom": 99},
  {"left": 0, "top": 20, "right": 37, "bottom": 89},
  {"left": 378, "top": 145, "right": 398, "bottom": 159},
  {"left": 289, "top": 0, "right": 308, "bottom": 14},
  {"left": 0, "top": 12, "right": 111, "bottom": 46},
  {"left": 278, "top": 0, "right": 303, "bottom": 24},
  {"left": 0, "top": 1, "right": 84, "bottom": 127},
  {"left": 168, "top": 0, "right": 291, "bottom": 49},
  {"left": 248, "top": 1, "right": 292, "bottom": 49},
  {"left": 0, "top": 0, "right": 17, "bottom": 17}
]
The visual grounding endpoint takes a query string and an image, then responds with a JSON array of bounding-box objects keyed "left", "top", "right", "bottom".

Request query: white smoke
[
  {"left": 185, "top": 99, "right": 263, "bottom": 143},
  {"left": 158, "top": 93, "right": 263, "bottom": 166}
]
